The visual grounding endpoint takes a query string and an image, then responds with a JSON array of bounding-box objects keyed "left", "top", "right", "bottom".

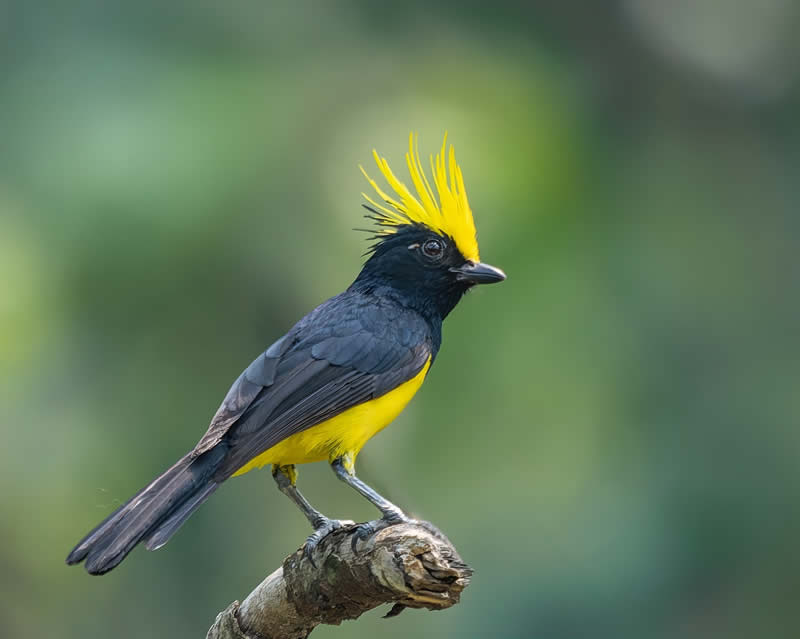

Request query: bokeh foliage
[{"left": 1, "top": 1, "right": 799, "bottom": 637}]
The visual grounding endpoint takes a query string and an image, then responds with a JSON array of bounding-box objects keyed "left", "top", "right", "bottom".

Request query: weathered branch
[{"left": 206, "top": 520, "right": 472, "bottom": 639}]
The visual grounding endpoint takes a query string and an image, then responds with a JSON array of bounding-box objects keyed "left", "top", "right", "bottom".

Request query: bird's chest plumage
[{"left": 233, "top": 356, "right": 431, "bottom": 474}]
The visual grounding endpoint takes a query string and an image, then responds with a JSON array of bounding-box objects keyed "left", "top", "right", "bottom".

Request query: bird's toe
[
  {"left": 303, "top": 518, "right": 346, "bottom": 567},
  {"left": 350, "top": 510, "right": 412, "bottom": 552}
]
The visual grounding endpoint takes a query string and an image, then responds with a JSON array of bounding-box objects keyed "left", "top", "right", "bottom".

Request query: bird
[{"left": 66, "top": 133, "right": 506, "bottom": 575}]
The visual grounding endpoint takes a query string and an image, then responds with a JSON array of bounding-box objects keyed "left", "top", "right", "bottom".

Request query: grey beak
[{"left": 451, "top": 261, "right": 507, "bottom": 285}]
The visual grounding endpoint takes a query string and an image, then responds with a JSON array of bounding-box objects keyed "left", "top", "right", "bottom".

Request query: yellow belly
[{"left": 232, "top": 357, "right": 431, "bottom": 476}]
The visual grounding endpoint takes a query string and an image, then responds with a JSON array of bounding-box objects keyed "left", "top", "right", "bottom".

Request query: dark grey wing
[
  {"left": 203, "top": 293, "right": 432, "bottom": 479},
  {"left": 192, "top": 334, "right": 292, "bottom": 456}
]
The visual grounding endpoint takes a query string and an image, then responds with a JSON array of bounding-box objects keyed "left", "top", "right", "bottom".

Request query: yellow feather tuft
[{"left": 360, "top": 133, "right": 480, "bottom": 262}]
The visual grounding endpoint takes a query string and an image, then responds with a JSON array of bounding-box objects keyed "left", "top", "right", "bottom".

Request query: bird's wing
[
  {"left": 192, "top": 333, "right": 291, "bottom": 457},
  {"left": 191, "top": 292, "right": 432, "bottom": 476}
]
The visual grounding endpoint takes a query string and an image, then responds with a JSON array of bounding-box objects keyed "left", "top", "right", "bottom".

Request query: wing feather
[{"left": 192, "top": 292, "right": 433, "bottom": 475}]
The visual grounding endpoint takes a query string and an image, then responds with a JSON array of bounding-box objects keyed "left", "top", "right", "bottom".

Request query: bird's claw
[
  {"left": 303, "top": 518, "right": 345, "bottom": 567},
  {"left": 350, "top": 510, "right": 411, "bottom": 552}
]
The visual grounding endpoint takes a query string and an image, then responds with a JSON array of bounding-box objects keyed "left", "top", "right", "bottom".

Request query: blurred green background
[{"left": 2, "top": 1, "right": 799, "bottom": 637}]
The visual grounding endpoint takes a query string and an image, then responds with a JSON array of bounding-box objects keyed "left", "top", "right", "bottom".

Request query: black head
[{"left": 350, "top": 225, "right": 505, "bottom": 322}]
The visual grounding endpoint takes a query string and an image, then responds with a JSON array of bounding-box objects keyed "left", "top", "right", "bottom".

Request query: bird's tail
[{"left": 66, "top": 445, "right": 227, "bottom": 575}]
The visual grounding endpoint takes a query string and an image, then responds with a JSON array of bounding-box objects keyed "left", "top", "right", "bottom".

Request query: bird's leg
[
  {"left": 330, "top": 455, "right": 412, "bottom": 550},
  {"left": 271, "top": 464, "right": 344, "bottom": 562},
  {"left": 271, "top": 464, "right": 326, "bottom": 527}
]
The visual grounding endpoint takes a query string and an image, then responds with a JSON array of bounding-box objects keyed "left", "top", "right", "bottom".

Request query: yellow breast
[{"left": 232, "top": 357, "right": 431, "bottom": 476}]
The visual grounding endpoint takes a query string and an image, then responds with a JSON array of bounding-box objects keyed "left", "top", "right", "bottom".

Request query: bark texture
[{"left": 206, "top": 520, "right": 471, "bottom": 639}]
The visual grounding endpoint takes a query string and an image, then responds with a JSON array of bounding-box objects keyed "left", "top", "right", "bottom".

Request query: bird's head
[{"left": 350, "top": 134, "right": 505, "bottom": 321}]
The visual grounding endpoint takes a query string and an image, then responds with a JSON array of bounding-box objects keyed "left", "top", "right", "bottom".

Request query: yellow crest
[{"left": 360, "top": 133, "right": 480, "bottom": 262}]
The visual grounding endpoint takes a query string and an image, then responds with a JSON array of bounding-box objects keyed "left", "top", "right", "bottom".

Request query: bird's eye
[{"left": 421, "top": 238, "right": 444, "bottom": 260}]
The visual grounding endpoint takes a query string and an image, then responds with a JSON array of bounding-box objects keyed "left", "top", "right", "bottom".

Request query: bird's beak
[{"left": 451, "top": 261, "right": 507, "bottom": 285}]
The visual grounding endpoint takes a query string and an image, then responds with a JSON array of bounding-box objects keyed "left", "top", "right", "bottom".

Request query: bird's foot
[
  {"left": 303, "top": 517, "right": 347, "bottom": 566},
  {"left": 351, "top": 508, "right": 412, "bottom": 552}
]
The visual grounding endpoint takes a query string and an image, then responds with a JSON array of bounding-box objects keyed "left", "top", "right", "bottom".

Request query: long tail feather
[
  {"left": 143, "top": 482, "right": 219, "bottom": 551},
  {"left": 66, "top": 446, "right": 226, "bottom": 575}
]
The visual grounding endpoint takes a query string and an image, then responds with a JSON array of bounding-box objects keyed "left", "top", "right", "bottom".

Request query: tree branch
[{"left": 206, "top": 520, "right": 472, "bottom": 639}]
